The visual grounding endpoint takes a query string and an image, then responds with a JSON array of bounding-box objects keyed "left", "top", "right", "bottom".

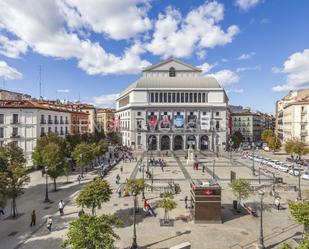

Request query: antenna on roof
[{"left": 39, "top": 65, "right": 43, "bottom": 98}]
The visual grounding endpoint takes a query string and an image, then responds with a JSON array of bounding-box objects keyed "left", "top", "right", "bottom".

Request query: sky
[{"left": 0, "top": 0, "right": 309, "bottom": 113}]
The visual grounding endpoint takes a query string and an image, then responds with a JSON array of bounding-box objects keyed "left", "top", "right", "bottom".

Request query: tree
[
  {"left": 0, "top": 191, "right": 6, "bottom": 209},
  {"left": 278, "top": 243, "right": 293, "bottom": 249},
  {"left": 76, "top": 178, "right": 112, "bottom": 215},
  {"left": 159, "top": 192, "right": 177, "bottom": 224},
  {"left": 42, "top": 142, "right": 65, "bottom": 191},
  {"left": 268, "top": 135, "right": 281, "bottom": 152},
  {"left": 62, "top": 214, "right": 122, "bottom": 249},
  {"left": 229, "top": 179, "right": 253, "bottom": 211},
  {"left": 0, "top": 142, "right": 30, "bottom": 217},
  {"left": 107, "top": 132, "right": 119, "bottom": 145},
  {"left": 32, "top": 132, "right": 68, "bottom": 168},
  {"left": 261, "top": 129, "right": 274, "bottom": 144},
  {"left": 288, "top": 201, "right": 309, "bottom": 236},
  {"left": 71, "top": 142, "right": 94, "bottom": 177},
  {"left": 285, "top": 140, "right": 309, "bottom": 160},
  {"left": 232, "top": 131, "right": 244, "bottom": 149}
]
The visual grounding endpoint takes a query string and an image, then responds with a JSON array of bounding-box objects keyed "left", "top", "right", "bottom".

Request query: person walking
[
  {"left": 275, "top": 197, "right": 281, "bottom": 211},
  {"left": 184, "top": 196, "right": 188, "bottom": 209},
  {"left": 30, "top": 210, "right": 36, "bottom": 227},
  {"left": 118, "top": 188, "right": 122, "bottom": 198},
  {"left": 116, "top": 174, "right": 120, "bottom": 184},
  {"left": 202, "top": 165, "right": 206, "bottom": 173},
  {"left": 120, "top": 165, "right": 123, "bottom": 173},
  {"left": 77, "top": 175, "right": 81, "bottom": 184},
  {"left": 58, "top": 200, "right": 65, "bottom": 216},
  {"left": 46, "top": 216, "right": 52, "bottom": 232}
]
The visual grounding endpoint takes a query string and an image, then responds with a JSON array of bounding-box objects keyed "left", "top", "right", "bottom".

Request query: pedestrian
[
  {"left": 85, "top": 167, "right": 88, "bottom": 173},
  {"left": 120, "top": 165, "right": 123, "bottom": 173},
  {"left": 202, "top": 165, "right": 205, "bottom": 173},
  {"left": 275, "top": 198, "right": 281, "bottom": 211},
  {"left": 58, "top": 200, "right": 65, "bottom": 216},
  {"left": 190, "top": 197, "right": 193, "bottom": 208},
  {"left": 138, "top": 164, "right": 141, "bottom": 172},
  {"left": 118, "top": 188, "right": 122, "bottom": 198},
  {"left": 46, "top": 216, "right": 52, "bottom": 232},
  {"left": 77, "top": 175, "right": 81, "bottom": 184},
  {"left": 30, "top": 210, "right": 36, "bottom": 226},
  {"left": 41, "top": 168, "right": 45, "bottom": 177},
  {"left": 0, "top": 208, "right": 4, "bottom": 216},
  {"left": 184, "top": 196, "right": 188, "bottom": 209},
  {"left": 116, "top": 174, "right": 120, "bottom": 184}
]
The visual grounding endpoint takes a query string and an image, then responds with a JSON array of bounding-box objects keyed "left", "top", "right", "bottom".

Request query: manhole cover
[{"left": 8, "top": 231, "right": 18, "bottom": 237}]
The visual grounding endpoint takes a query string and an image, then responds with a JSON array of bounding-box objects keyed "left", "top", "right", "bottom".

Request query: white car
[
  {"left": 289, "top": 168, "right": 303, "bottom": 176},
  {"left": 301, "top": 172, "right": 309, "bottom": 180},
  {"left": 263, "top": 146, "right": 270, "bottom": 152},
  {"left": 278, "top": 164, "right": 290, "bottom": 172}
]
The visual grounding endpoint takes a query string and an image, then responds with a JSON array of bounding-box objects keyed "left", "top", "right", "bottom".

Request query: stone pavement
[{"left": 0, "top": 150, "right": 308, "bottom": 249}]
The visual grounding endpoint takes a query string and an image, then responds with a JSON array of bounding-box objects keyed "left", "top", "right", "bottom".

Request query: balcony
[
  {"left": 54, "top": 120, "right": 59, "bottom": 124},
  {"left": 48, "top": 120, "right": 53, "bottom": 124},
  {"left": 40, "top": 119, "right": 46, "bottom": 124},
  {"left": 10, "top": 120, "right": 20, "bottom": 125},
  {"left": 60, "top": 131, "right": 64, "bottom": 135},
  {"left": 40, "top": 132, "right": 46, "bottom": 137},
  {"left": 60, "top": 120, "right": 64, "bottom": 124},
  {"left": 65, "top": 120, "right": 69, "bottom": 124},
  {"left": 10, "top": 133, "right": 20, "bottom": 138}
]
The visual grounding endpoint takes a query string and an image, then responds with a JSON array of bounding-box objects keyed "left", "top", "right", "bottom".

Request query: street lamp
[
  {"left": 229, "top": 138, "right": 233, "bottom": 166},
  {"left": 252, "top": 142, "right": 255, "bottom": 176},
  {"left": 212, "top": 159, "right": 215, "bottom": 180},
  {"left": 296, "top": 159, "right": 302, "bottom": 200},
  {"left": 44, "top": 166, "right": 50, "bottom": 203},
  {"left": 131, "top": 192, "right": 138, "bottom": 249},
  {"left": 258, "top": 190, "right": 265, "bottom": 249},
  {"left": 142, "top": 162, "right": 145, "bottom": 199}
]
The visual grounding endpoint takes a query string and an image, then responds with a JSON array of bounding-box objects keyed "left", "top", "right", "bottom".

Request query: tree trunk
[
  {"left": 164, "top": 210, "right": 168, "bottom": 223},
  {"left": 92, "top": 205, "right": 95, "bottom": 215},
  {"left": 12, "top": 198, "right": 17, "bottom": 217},
  {"left": 81, "top": 166, "right": 84, "bottom": 177},
  {"left": 66, "top": 174, "right": 69, "bottom": 184},
  {"left": 53, "top": 178, "right": 57, "bottom": 192}
]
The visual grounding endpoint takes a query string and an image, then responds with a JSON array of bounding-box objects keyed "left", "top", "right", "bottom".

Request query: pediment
[{"left": 142, "top": 58, "right": 202, "bottom": 72}]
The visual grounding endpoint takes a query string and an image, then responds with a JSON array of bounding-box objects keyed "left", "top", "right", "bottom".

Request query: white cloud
[
  {"left": 272, "top": 49, "right": 309, "bottom": 92},
  {"left": 271, "top": 66, "right": 282, "bottom": 74},
  {"left": 56, "top": 89, "right": 70, "bottom": 93},
  {"left": 0, "top": 0, "right": 150, "bottom": 75},
  {"left": 91, "top": 93, "right": 119, "bottom": 107},
  {"left": 235, "top": 0, "right": 261, "bottom": 11},
  {"left": 198, "top": 62, "right": 214, "bottom": 74},
  {"left": 206, "top": 69, "right": 240, "bottom": 86},
  {"left": 0, "top": 35, "right": 28, "bottom": 58},
  {"left": 226, "top": 88, "right": 244, "bottom": 94},
  {"left": 146, "top": 1, "right": 239, "bottom": 58},
  {"left": 0, "top": 60, "right": 23, "bottom": 80},
  {"left": 196, "top": 50, "right": 207, "bottom": 60},
  {"left": 64, "top": 0, "right": 152, "bottom": 40},
  {"left": 236, "top": 65, "right": 261, "bottom": 72},
  {"left": 237, "top": 52, "right": 256, "bottom": 60}
]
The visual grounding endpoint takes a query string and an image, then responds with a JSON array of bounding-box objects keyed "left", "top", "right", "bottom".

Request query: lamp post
[
  {"left": 44, "top": 166, "right": 50, "bottom": 203},
  {"left": 142, "top": 162, "right": 145, "bottom": 199},
  {"left": 258, "top": 190, "right": 265, "bottom": 249},
  {"left": 297, "top": 159, "right": 302, "bottom": 200},
  {"left": 131, "top": 192, "right": 138, "bottom": 249},
  {"left": 229, "top": 138, "right": 233, "bottom": 166},
  {"left": 252, "top": 142, "right": 255, "bottom": 176},
  {"left": 212, "top": 159, "right": 215, "bottom": 180}
]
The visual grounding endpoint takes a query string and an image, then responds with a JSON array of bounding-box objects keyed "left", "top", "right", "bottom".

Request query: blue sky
[{"left": 0, "top": 0, "right": 309, "bottom": 113}]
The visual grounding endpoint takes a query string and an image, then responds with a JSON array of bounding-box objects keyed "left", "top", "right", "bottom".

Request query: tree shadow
[
  {"left": 18, "top": 237, "right": 63, "bottom": 249},
  {"left": 221, "top": 204, "right": 250, "bottom": 223}
]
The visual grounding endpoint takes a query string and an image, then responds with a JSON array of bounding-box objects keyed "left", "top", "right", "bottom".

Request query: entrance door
[
  {"left": 200, "top": 135, "right": 209, "bottom": 150},
  {"left": 174, "top": 135, "right": 183, "bottom": 150},
  {"left": 148, "top": 135, "right": 157, "bottom": 150},
  {"left": 161, "top": 135, "right": 170, "bottom": 150},
  {"left": 187, "top": 135, "right": 196, "bottom": 149}
]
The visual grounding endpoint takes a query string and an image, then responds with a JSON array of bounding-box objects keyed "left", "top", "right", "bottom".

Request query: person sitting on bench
[{"left": 144, "top": 200, "right": 156, "bottom": 216}]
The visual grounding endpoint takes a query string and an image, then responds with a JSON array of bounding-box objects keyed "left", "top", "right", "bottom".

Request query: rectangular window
[
  {"left": 203, "top": 112, "right": 206, "bottom": 115},
  {"left": 150, "top": 93, "right": 154, "bottom": 102},
  {"left": 163, "top": 93, "right": 167, "bottom": 102},
  {"left": 202, "top": 93, "right": 206, "bottom": 103},
  {"left": 176, "top": 93, "right": 180, "bottom": 102},
  {"left": 194, "top": 93, "right": 197, "bottom": 103},
  {"left": 168, "top": 93, "right": 171, "bottom": 103},
  {"left": 189, "top": 93, "right": 193, "bottom": 102},
  {"left": 216, "top": 112, "right": 220, "bottom": 116},
  {"left": 185, "top": 93, "right": 188, "bottom": 102},
  {"left": 198, "top": 93, "right": 201, "bottom": 103},
  {"left": 12, "top": 114, "right": 18, "bottom": 124},
  {"left": 55, "top": 127, "right": 58, "bottom": 133},
  {"left": 155, "top": 93, "right": 158, "bottom": 102},
  {"left": 181, "top": 93, "right": 184, "bottom": 103},
  {"left": 216, "top": 121, "right": 220, "bottom": 130},
  {"left": 137, "top": 112, "right": 141, "bottom": 116},
  {"left": 172, "top": 93, "right": 175, "bottom": 102},
  {"left": 0, "top": 127, "right": 3, "bottom": 138},
  {"left": 12, "top": 127, "right": 18, "bottom": 136},
  {"left": 159, "top": 93, "right": 163, "bottom": 102},
  {"left": 48, "top": 127, "right": 52, "bottom": 133},
  {"left": 0, "top": 114, "right": 3, "bottom": 124}
]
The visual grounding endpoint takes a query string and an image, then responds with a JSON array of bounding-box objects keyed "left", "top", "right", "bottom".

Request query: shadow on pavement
[{"left": 18, "top": 237, "right": 63, "bottom": 249}]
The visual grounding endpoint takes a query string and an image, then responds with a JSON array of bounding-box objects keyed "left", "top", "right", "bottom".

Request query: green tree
[
  {"left": 285, "top": 140, "right": 309, "bottom": 160},
  {"left": 232, "top": 131, "right": 244, "bottom": 149},
  {"left": 0, "top": 191, "right": 6, "bottom": 209},
  {"left": 268, "top": 135, "right": 281, "bottom": 152},
  {"left": 32, "top": 132, "right": 68, "bottom": 168},
  {"left": 0, "top": 142, "right": 29, "bottom": 217},
  {"left": 76, "top": 179, "right": 112, "bottom": 215},
  {"left": 107, "top": 132, "right": 119, "bottom": 145},
  {"left": 42, "top": 142, "right": 65, "bottom": 191},
  {"left": 278, "top": 243, "right": 293, "bottom": 249},
  {"left": 159, "top": 193, "right": 177, "bottom": 224},
  {"left": 261, "top": 129, "right": 274, "bottom": 144},
  {"left": 125, "top": 179, "right": 147, "bottom": 212},
  {"left": 71, "top": 142, "right": 94, "bottom": 177},
  {"left": 298, "top": 235, "right": 309, "bottom": 249},
  {"left": 229, "top": 179, "right": 253, "bottom": 211},
  {"left": 288, "top": 200, "right": 309, "bottom": 236},
  {"left": 62, "top": 214, "right": 122, "bottom": 249}
]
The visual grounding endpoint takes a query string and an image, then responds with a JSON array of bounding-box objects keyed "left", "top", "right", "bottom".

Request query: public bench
[{"left": 243, "top": 204, "right": 258, "bottom": 217}]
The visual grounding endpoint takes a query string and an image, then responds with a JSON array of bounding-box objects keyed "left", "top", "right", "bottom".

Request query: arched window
[{"left": 169, "top": 67, "right": 176, "bottom": 77}]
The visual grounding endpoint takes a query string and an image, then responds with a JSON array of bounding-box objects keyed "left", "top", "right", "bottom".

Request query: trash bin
[{"left": 233, "top": 200, "right": 238, "bottom": 210}]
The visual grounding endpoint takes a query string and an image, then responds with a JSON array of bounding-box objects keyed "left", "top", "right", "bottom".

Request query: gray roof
[{"left": 119, "top": 76, "right": 222, "bottom": 97}]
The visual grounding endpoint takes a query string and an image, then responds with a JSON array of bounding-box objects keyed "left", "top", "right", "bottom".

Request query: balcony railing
[
  {"left": 54, "top": 120, "right": 59, "bottom": 124},
  {"left": 10, "top": 120, "right": 20, "bottom": 125},
  {"left": 40, "top": 132, "right": 45, "bottom": 137},
  {"left": 10, "top": 133, "right": 20, "bottom": 138},
  {"left": 65, "top": 120, "right": 69, "bottom": 124},
  {"left": 40, "top": 119, "right": 46, "bottom": 124},
  {"left": 60, "top": 120, "right": 64, "bottom": 124}
]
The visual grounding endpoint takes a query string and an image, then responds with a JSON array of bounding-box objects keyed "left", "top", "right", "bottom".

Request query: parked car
[
  {"left": 278, "top": 164, "right": 290, "bottom": 172},
  {"left": 301, "top": 172, "right": 309, "bottom": 180},
  {"left": 289, "top": 168, "right": 303, "bottom": 176},
  {"left": 263, "top": 146, "right": 270, "bottom": 152}
]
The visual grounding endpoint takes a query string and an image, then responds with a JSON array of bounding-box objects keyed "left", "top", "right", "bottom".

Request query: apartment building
[{"left": 97, "top": 108, "right": 115, "bottom": 133}]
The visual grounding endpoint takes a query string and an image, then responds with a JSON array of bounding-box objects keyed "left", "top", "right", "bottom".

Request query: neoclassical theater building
[{"left": 115, "top": 58, "right": 231, "bottom": 152}]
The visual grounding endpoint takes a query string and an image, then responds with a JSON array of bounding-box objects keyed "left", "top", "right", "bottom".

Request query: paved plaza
[{"left": 0, "top": 150, "right": 308, "bottom": 249}]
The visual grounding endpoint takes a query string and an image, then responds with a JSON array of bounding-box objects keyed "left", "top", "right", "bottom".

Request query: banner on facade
[
  {"left": 160, "top": 115, "right": 170, "bottom": 129},
  {"left": 173, "top": 115, "right": 184, "bottom": 128},
  {"left": 148, "top": 115, "right": 158, "bottom": 131},
  {"left": 200, "top": 113, "right": 211, "bottom": 130},
  {"left": 187, "top": 115, "right": 197, "bottom": 128}
]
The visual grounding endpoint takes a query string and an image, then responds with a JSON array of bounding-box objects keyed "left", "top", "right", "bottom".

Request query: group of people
[{"left": 143, "top": 199, "right": 156, "bottom": 216}]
